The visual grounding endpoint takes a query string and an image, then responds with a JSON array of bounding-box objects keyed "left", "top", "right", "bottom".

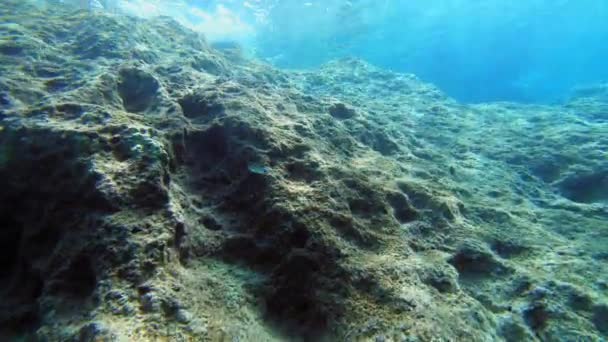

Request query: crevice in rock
[
  {"left": 328, "top": 102, "right": 356, "bottom": 119},
  {"left": 523, "top": 302, "right": 550, "bottom": 331},
  {"left": 592, "top": 304, "right": 608, "bottom": 334},
  {"left": 171, "top": 120, "right": 345, "bottom": 338},
  {"left": 449, "top": 241, "right": 510, "bottom": 278},
  {"left": 557, "top": 170, "right": 608, "bottom": 203},
  {"left": 117, "top": 68, "right": 159, "bottom": 113},
  {"left": 0, "top": 128, "right": 116, "bottom": 335},
  {"left": 387, "top": 191, "right": 419, "bottom": 223},
  {"left": 178, "top": 91, "right": 225, "bottom": 118},
  {"left": 48, "top": 254, "right": 97, "bottom": 299}
]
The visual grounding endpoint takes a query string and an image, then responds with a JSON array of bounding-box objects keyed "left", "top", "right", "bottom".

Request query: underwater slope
[{"left": 0, "top": 1, "right": 607, "bottom": 340}]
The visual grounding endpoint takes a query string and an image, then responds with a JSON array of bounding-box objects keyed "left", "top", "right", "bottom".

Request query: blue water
[
  {"left": 185, "top": 0, "right": 608, "bottom": 104},
  {"left": 254, "top": 1, "right": 608, "bottom": 103},
  {"left": 38, "top": 0, "right": 608, "bottom": 103},
  {"left": 32, "top": 0, "right": 608, "bottom": 103}
]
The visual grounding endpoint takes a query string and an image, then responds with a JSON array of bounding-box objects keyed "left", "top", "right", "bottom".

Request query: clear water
[
  {"left": 57, "top": 0, "right": 608, "bottom": 103},
  {"left": 252, "top": 0, "right": 608, "bottom": 103}
]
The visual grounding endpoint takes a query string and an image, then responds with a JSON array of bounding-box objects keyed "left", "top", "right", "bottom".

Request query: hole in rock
[
  {"left": 387, "top": 192, "right": 418, "bottom": 223},
  {"left": 27, "top": 225, "right": 62, "bottom": 261},
  {"left": 200, "top": 216, "right": 222, "bottom": 231},
  {"left": 50, "top": 254, "right": 97, "bottom": 299},
  {"left": 348, "top": 198, "right": 379, "bottom": 217},
  {"left": 449, "top": 242, "right": 508, "bottom": 277},
  {"left": 0, "top": 131, "right": 119, "bottom": 337},
  {"left": 0, "top": 43, "right": 24, "bottom": 56},
  {"left": 290, "top": 225, "right": 310, "bottom": 248},
  {"left": 55, "top": 103, "right": 84, "bottom": 118},
  {"left": 10, "top": 268, "right": 44, "bottom": 304},
  {"left": 174, "top": 222, "right": 186, "bottom": 248},
  {"left": 330, "top": 215, "right": 358, "bottom": 238},
  {"left": 285, "top": 160, "right": 320, "bottom": 182},
  {"left": 222, "top": 235, "right": 260, "bottom": 261},
  {"left": 592, "top": 304, "right": 608, "bottom": 335},
  {"left": 490, "top": 239, "right": 529, "bottom": 258},
  {"left": 117, "top": 68, "right": 159, "bottom": 112},
  {"left": 0, "top": 267, "right": 44, "bottom": 334},
  {"left": 45, "top": 78, "right": 71, "bottom": 93},
  {"left": 265, "top": 249, "right": 327, "bottom": 336},
  {"left": 529, "top": 158, "right": 563, "bottom": 183},
  {"left": 523, "top": 302, "right": 549, "bottom": 330},
  {"left": 0, "top": 216, "right": 22, "bottom": 281},
  {"left": 359, "top": 131, "right": 399, "bottom": 156},
  {"left": 178, "top": 92, "right": 224, "bottom": 118},
  {"left": 328, "top": 102, "right": 355, "bottom": 119},
  {"left": 557, "top": 170, "right": 608, "bottom": 203},
  {"left": 186, "top": 126, "right": 229, "bottom": 168}
]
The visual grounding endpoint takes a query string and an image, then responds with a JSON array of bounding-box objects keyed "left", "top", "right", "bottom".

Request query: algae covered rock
[{"left": 0, "top": 1, "right": 607, "bottom": 341}]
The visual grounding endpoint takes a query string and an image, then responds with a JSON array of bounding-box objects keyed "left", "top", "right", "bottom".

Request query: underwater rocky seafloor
[{"left": 1, "top": 1, "right": 607, "bottom": 341}]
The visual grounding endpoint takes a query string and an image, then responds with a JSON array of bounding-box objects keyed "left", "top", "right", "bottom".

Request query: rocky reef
[{"left": 0, "top": 1, "right": 607, "bottom": 341}]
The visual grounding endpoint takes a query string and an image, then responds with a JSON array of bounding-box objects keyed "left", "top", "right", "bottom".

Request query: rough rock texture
[{"left": 0, "top": 1, "right": 607, "bottom": 341}]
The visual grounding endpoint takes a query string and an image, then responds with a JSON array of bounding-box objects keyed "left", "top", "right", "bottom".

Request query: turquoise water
[
  {"left": 252, "top": 0, "right": 608, "bottom": 103},
  {"left": 37, "top": 0, "right": 608, "bottom": 103},
  {"left": 196, "top": 0, "right": 608, "bottom": 103}
]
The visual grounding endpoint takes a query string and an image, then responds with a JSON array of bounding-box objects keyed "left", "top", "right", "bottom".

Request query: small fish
[
  {"left": 248, "top": 163, "right": 270, "bottom": 175},
  {"left": 0, "top": 126, "right": 4, "bottom": 132}
]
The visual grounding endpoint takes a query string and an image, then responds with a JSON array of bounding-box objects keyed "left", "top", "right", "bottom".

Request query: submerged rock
[{"left": 0, "top": 1, "right": 606, "bottom": 341}]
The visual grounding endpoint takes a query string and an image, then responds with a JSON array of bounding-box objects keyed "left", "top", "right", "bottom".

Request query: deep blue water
[{"left": 249, "top": 0, "right": 608, "bottom": 103}]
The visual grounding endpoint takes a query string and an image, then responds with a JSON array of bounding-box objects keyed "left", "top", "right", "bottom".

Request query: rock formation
[{"left": 0, "top": 1, "right": 606, "bottom": 340}]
